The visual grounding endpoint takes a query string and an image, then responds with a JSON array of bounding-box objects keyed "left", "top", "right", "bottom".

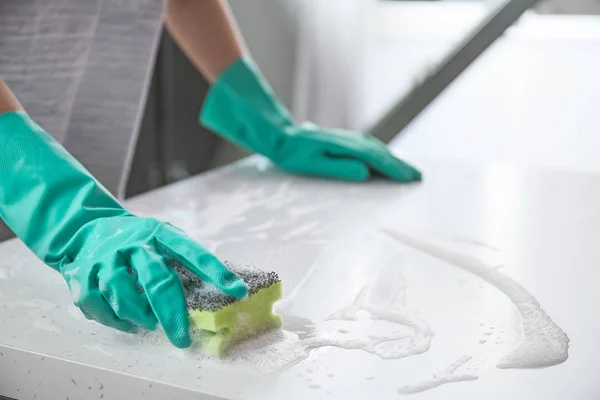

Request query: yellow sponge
[{"left": 178, "top": 261, "right": 283, "bottom": 356}]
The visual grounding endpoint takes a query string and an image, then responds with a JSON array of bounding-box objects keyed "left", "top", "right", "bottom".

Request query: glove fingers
[
  {"left": 156, "top": 228, "right": 248, "bottom": 299},
  {"left": 326, "top": 140, "right": 421, "bottom": 182},
  {"left": 97, "top": 264, "right": 158, "bottom": 331},
  {"left": 66, "top": 264, "right": 134, "bottom": 333},
  {"left": 78, "top": 291, "right": 135, "bottom": 333},
  {"left": 375, "top": 154, "right": 422, "bottom": 182},
  {"left": 131, "top": 247, "right": 191, "bottom": 349},
  {"left": 313, "top": 157, "right": 370, "bottom": 182}
]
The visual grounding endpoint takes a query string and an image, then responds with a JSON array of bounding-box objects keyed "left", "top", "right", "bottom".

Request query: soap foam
[
  {"left": 222, "top": 266, "right": 435, "bottom": 372},
  {"left": 397, "top": 355, "right": 477, "bottom": 394},
  {"left": 382, "top": 229, "right": 570, "bottom": 369},
  {"left": 220, "top": 329, "right": 310, "bottom": 373},
  {"left": 321, "top": 286, "right": 433, "bottom": 360},
  {"left": 78, "top": 228, "right": 568, "bottom": 395}
]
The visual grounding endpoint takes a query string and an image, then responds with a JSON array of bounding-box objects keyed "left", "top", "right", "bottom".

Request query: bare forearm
[
  {"left": 0, "top": 78, "right": 24, "bottom": 114},
  {"left": 164, "top": 0, "right": 246, "bottom": 82}
]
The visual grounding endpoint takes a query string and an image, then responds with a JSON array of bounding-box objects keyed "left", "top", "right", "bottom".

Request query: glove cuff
[
  {"left": 0, "top": 111, "right": 129, "bottom": 269},
  {"left": 199, "top": 56, "right": 295, "bottom": 158}
]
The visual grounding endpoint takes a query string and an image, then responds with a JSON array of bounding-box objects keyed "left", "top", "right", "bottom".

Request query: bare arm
[
  {"left": 0, "top": 78, "right": 24, "bottom": 114},
  {"left": 164, "top": 0, "right": 246, "bottom": 82}
]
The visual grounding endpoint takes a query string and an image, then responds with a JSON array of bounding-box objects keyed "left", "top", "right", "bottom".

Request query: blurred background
[
  {"left": 127, "top": 0, "right": 600, "bottom": 196},
  {"left": 1, "top": 0, "right": 600, "bottom": 241}
]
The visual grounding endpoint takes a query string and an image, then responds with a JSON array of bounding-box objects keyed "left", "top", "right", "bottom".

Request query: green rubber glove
[
  {"left": 0, "top": 110, "right": 248, "bottom": 348},
  {"left": 200, "top": 56, "right": 421, "bottom": 182}
]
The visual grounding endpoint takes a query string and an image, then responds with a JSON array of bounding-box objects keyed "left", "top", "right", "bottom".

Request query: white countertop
[{"left": 2, "top": 154, "right": 600, "bottom": 399}]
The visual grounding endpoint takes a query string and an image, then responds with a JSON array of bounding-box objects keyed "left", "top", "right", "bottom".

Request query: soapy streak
[
  {"left": 382, "top": 229, "right": 570, "bottom": 369},
  {"left": 397, "top": 355, "right": 477, "bottom": 394},
  {"left": 276, "top": 237, "right": 433, "bottom": 362},
  {"left": 227, "top": 268, "right": 434, "bottom": 373},
  {"left": 109, "top": 229, "right": 566, "bottom": 394},
  {"left": 321, "top": 285, "right": 433, "bottom": 359}
]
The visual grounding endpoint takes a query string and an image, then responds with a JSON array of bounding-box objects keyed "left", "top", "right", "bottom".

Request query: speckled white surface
[{"left": 2, "top": 155, "right": 600, "bottom": 399}]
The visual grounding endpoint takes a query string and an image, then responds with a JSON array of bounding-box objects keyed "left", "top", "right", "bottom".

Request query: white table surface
[{"left": 2, "top": 153, "right": 600, "bottom": 399}]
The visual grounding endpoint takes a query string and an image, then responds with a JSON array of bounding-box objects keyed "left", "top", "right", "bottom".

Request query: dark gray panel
[
  {"left": 61, "top": 0, "right": 164, "bottom": 198},
  {"left": 0, "top": 0, "right": 164, "bottom": 241},
  {"left": 125, "top": 29, "right": 246, "bottom": 199},
  {"left": 0, "top": 0, "right": 163, "bottom": 194}
]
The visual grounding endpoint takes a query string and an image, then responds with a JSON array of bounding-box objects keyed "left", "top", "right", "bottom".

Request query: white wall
[{"left": 228, "top": 0, "right": 300, "bottom": 109}]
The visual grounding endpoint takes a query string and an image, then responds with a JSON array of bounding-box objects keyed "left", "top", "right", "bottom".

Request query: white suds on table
[
  {"left": 225, "top": 329, "right": 309, "bottom": 373},
  {"left": 382, "top": 229, "right": 570, "bottom": 370},
  {"left": 397, "top": 355, "right": 477, "bottom": 395}
]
